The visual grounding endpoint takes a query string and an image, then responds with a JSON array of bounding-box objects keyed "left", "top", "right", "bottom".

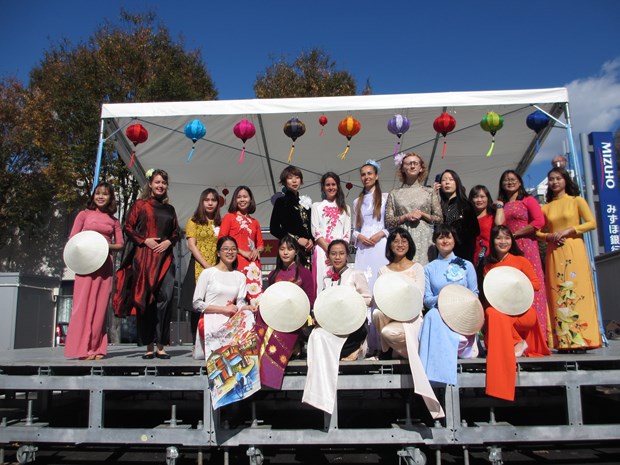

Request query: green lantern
[{"left": 480, "top": 111, "right": 504, "bottom": 157}]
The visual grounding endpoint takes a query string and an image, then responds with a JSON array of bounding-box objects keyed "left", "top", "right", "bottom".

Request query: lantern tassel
[
  {"left": 535, "top": 136, "right": 540, "bottom": 154},
  {"left": 187, "top": 144, "right": 196, "bottom": 162},
  {"left": 441, "top": 141, "right": 447, "bottom": 159},
  {"left": 238, "top": 146, "right": 246, "bottom": 164},
  {"left": 339, "top": 142, "right": 351, "bottom": 160},
  {"left": 486, "top": 138, "right": 495, "bottom": 157},
  {"left": 129, "top": 151, "right": 136, "bottom": 168},
  {"left": 320, "top": 128, "right": 324, "bottom": 137},
  {"left": 393, "top": 141, "right": 400, "bottom": 156},
  {"left": 287, "top": 145, "right": 295, "bottom": 163}
]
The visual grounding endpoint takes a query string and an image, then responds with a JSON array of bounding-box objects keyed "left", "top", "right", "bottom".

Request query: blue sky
[{"left": 2, "top": 0, "right": 620, "bottom": 186}]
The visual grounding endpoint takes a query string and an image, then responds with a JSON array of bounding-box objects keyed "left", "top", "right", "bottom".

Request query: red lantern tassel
[
  {"left": 441, "top": 140, "right": 447, "bottom": 159},
  {"left": 320, "top": 128, "right": 325, "bottom": 137},
  {"left": 129, "top": 151, "right": 136, "bottom": 168},
  {"left": 287, "top": 145, "right": 295, "bottom": 163},
  {"left": 238, "top": 146, "right": 246, "bottom": 164}
]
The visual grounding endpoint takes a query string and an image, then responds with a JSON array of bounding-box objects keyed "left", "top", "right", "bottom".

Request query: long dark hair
[
  {"left": 355, "top": 162, "right": 383, "bottom": 230},
  {"left": 385, "top": 227, "right": 416, "bottom": 262},
  {"left": 497, "top": 170, "right": 529, "bottom": 203},
  {"left": 228, "top": 185, "right": 256, "bottom": 214},
  {"left": 141, "top": 169, "right": 170, "bottom": 203},
  {"left": 215, "top": 235, "right": 239, "bottom": 270},
  {"left": 439, "top": 169, "right": 472, "bottom": 217},
  {"left": 545, "top": 168, "right": 580, "bottom": 203},
  {"left": 468, "top": 185, "right": 495, "bottom": 215},
  {"left": 321, "top": 172, "right": 347, "bottom": 214},
  {"left": 268, "top": 236, "right": 301, "bottom": 286},
  {"left": 486, "top": 225, "right": 523, "bottom": 264},
  {"left": 87, "top": 182, "right": 118, "bottom": 215},
  {"left": 191, "top": 188, "right": 222, "bottom": 226}
]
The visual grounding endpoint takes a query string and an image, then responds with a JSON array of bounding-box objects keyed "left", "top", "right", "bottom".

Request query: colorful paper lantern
[
  {"left": 233, "top": 119, "right": 256, "bottom": 164},
  {"left": 337, "top": 116, "right": 361, "bottom": 160},
  {"left": 125, "top": 123, "right": 148, "bottom": 169},
  {"left": 433, "top": 112, "right": 456, "bottom": 159},
  {"left": 184, "top": 119, "right": 206, "bottom": 161},
  {"left": 480, "top": 112, "right": 504, "bottom": 157},
  {"left": 526, "top": 110, "right": 551, "bottom": 153},
  {"left": 319, "top": 115, "right": 328, "bottom": 136},
  {"left": 387, "top": 114, "right": 410, "bottom": 155},
  {"left": 283, "top": 118, "right": 306, "bottom": 163}
]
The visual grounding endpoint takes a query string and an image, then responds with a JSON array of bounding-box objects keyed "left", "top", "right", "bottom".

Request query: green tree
[
  {"left": 0, "top": 10, "right": 218, "bottom": 273},
  {"left": 254, "top": 48, "right": 356, "bottom": 98}
]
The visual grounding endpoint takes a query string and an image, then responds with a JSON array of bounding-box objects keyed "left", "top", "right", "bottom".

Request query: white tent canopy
[{"left": 100, "top": 88, "right": 568, "bottom": 228}]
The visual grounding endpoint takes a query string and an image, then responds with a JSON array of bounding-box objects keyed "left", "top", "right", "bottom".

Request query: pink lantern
[{"left": 233, "top": 119, "right": 256, "bottom": 164}]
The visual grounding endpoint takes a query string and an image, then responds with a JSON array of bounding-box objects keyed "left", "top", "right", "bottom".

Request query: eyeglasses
[
  {"left": 502, "top": 178, "right": 519, "bottom": 184},
  {"left": 403, "top": 161, "right": 420, "bottom": 167},
  {"left": 220, "top": 247, "right": 238, "bottom": 253}
]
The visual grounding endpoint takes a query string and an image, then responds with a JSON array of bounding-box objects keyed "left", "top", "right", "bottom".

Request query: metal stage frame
[{"left": 1, "top": 343, "right": 620, "bottom": 464}]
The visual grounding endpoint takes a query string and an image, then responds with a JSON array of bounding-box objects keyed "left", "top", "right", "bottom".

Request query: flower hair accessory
[
  {"left": 365, "top": 159, "right": 381, "bottom": 173},
  {"left": 145, "top": 168, "right": 155, "bottom": 179},
  {"left": 394, "top": 152, "right": 405, "bottom": 168}
]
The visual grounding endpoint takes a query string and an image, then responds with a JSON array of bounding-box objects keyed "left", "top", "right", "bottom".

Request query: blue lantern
[
  {"left": 526, "top": 110, "right": 551, "bottom": 153},
  {"left": 184, "top": 119, "right": 207, "bottom": 161}
]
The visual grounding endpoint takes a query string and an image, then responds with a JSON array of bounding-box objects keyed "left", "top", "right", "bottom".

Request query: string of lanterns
[{"left": 124, "top": 109, "right": 552, "bottom": 167}]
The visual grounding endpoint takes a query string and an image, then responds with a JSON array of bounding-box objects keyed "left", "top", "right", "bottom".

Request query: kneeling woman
[
  {"left": 192, "top": 236, "right": 256, "bottom": 359},
  {"left": 483, "top": 225, "right": 550, "bottom": 400},
  {"left": 322, "top": 239, "right": 372, "bottom": 360}
]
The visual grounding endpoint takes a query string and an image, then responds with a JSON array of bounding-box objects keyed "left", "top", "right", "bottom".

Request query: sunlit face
[
  {"left": 501, "top": 173, "right": 521, "bottom": 195},
  {"left": 279, "top": 243, "right": 297, "bottom": 268},
  {"left": 472, "top": 189, "right": 489, "bottom": 213},
  {"left": 285, "top": 175, "right": 301, "bottom": 193},
  {"left": 435, "top": 233, "right": 455, "bottom": 257},
  {"left": 203, "top": 193, "right": 219, "bottom": 215},
  {"left": 360, "top": 165, "right": 378, "bottom": 190},
  {"left": 441, "top": 172, "right": 457, "bottom": 196},
  {"left": 390, "top": 233, "right": 409, "bottom": 260},
  {"left": 494, "top": 230, "right": 512, "bottom": 258},
  {"left": 548, "top": 172, "right": 566, "bottom": 196},
  {"left": 93, "top": 186, "right": 111, "bottom": 210},
  {"left": 328, "top": 243, "right": 348, "bottom": 271},
  {"left": 149, "top": 174, "right": 168, "bottom": 198},
  {"left": 401, "top": 155, "right": 423, "bottom": 181},
  {"left": 323, "top": 177, "right": 339, "bottom": 201},
  {"left": 235, "top": 189, "right": 251, "bottom": 213},
  {"left": 217, "top": 240, "right": 238, "bottom": 267}
]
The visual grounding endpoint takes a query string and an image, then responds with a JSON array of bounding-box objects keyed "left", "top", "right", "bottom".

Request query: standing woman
[
  {"left": 183, "top": 188, "right": 222, "bottom": 344},
  {"left": 352, "top": 160, "right": 389, "bottom": 290},
  {"left": 114, "top": 169, "right": 179, "bottom": 359},
  {"left": 311, "top": 172, "right": 351, "bottom": 293},
  {"left": 484, "top": 225, "right": 550, "bottom": 400},
  {"left": 468, "top": 185, "right": 497, "bottom": 268},
  {"left": 219, "top": 186, "right": 264, "bottom": 307},
  {"left": 270, "top": 165, "right": 314, "bottom": 268},
  {"left": 439, "top": 170, "right": 479, "bottom": 264},
  {"left": 385, "top": 152, "right": 442, "bottom": 265},
  {"left": 65, "top": 182, "right": 124, "bottom": 360},
  {"left": 538, "top": 168, "right": 601, "bottom": 350},
  {"left": 496, "top": 170, "right": 549, "bottom": 342}
]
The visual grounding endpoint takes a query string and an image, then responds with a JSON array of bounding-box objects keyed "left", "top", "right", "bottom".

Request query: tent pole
[
  {"left": 564, "top": 102, "right": 608, "bottom": 346},
  {"left": 257, "top": 115, "right": 277, "bottom": 194},
  {"left": 92, "top": 119, "right": 106, "bottom": 193}
]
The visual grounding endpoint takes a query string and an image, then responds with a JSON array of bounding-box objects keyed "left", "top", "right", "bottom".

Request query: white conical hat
[
  {"left": 373, "top": 273, "right": 422, "bottom": 322},
  {"left": 313, "top": 286, "right": 367, "bottom": 336},
  {"left": 259, "top": 281, "right": 310, "bottom": 333},
  {"left": 63, "top": 230, "right": 109, "bottom": 275},
  {"left": 484, "top": 267, "right": 534, "bottom": 316},
  {"left": 438, "top": 284, "right": 484, "bottom": 336}
]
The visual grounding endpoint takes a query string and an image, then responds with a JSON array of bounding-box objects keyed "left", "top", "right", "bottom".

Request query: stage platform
[{"left": 1, "top": 342, "right": 620, "bottom": 464}]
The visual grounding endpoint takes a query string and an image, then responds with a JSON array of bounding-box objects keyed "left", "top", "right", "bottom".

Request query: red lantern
[
  {"left": 433, "top": 112, "right": 456, "bottom": 159},
  {"left": 125, "top": 123, "right": 148, "bottom": 168},
  {"left": 337, "top": 117, "right": 361, "bottom": 160},
  {"left": 233, "top": 119, "right": 256, "bottom": 164},
  {"left": 319, "top": 115, "right": 328, "bottom": 136},
  {"left": 222, "top": 188, "right": 229, "bottom": 197}
]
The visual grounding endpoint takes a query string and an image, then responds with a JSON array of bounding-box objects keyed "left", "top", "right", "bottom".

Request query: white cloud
[{"left": 538, "top": 57, "right": 620, "bottom": 164}]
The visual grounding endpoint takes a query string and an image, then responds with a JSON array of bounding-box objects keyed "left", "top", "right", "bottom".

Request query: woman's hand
[
  {"left": 299, "top": 237, "right": 314, "bottom": 252},
  {"left": 248, "top": 248, "right": 260, "bottom": 262},
  {"left": 357, "top": 234, "right": 375, "bottom": 247},
  {"left": 224, "top": 303, "right": 238, "bottom": 315},
  {"left": 145, "top": 238, "right": 171, "bottom": 253},
  {"left": 144, "top": 237, "right": 160, "bottom": 249}
]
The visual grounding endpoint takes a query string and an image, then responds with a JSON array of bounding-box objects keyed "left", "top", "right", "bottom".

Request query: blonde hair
[{"left": 398, "top": 152, "right": 428, "bottom": 184}]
